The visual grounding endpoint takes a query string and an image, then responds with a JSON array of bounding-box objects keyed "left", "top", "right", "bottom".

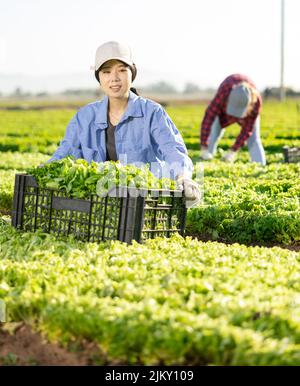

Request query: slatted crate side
[{"left": 11, "top": 175, "right": 186, "bottom": 244}]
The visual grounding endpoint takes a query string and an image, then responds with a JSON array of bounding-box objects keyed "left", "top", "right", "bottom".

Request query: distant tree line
[
  {"left": 263, "top": 87, "right": 300, "bottom": 99},
  {"left": 3, "top": 82, "right": 214, "bottom": 98},
  {"left": 3, "top": 84, "right": 300, "bottom": 99}
]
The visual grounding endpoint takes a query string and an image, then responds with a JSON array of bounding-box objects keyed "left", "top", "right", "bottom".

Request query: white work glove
[
  {"left": 222, "top": 150, "right": 237, "bottom": 163},
  {"left": 176, "top": 175, "right": 202, "bottom": 208},
  {"left": 200, "top": 146, "right": 213, "bottom": 161}
]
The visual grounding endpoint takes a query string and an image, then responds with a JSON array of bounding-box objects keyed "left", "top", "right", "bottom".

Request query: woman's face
[{"left": 99, "top": 59, "right": 132, "bottom": 99}]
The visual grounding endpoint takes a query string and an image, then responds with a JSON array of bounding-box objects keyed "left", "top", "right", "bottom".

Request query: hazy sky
[{"left": 0, "top": 0, "right": 300, "bottom": 91}]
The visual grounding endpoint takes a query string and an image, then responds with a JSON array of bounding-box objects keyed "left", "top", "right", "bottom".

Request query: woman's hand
[
  {"left": 176, "top": 175, "right": 202, "bottom": 208},
  {"left": 222, "top": 150, "right": 237, "bottom": 163}
]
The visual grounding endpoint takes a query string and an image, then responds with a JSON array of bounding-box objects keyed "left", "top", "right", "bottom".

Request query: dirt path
[{"left": 0, "top": 323, "right": 104, "bottom": 366}]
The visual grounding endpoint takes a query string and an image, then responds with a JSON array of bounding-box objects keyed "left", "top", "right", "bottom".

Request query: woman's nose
[{"left": 111, "top": 70, "right": 120, "bottom": 81}]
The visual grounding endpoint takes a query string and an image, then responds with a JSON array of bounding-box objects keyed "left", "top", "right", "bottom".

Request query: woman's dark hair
[
  {"left": 95, "top": 69, "right": 101, "bottom": 82},
  {"left": 95, "top": 61, "right": 137, "bottom": 82},
  {"left": 130, "top": 87, "right": 139, "bottom": 95}
]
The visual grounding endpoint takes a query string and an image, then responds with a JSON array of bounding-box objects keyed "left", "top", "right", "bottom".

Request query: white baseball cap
[
  {"left": 94, "top": 41, "right": 137, "bottom": 82},
  {"left": 226, "top": 84, "right": 252, "bottom": 118}
]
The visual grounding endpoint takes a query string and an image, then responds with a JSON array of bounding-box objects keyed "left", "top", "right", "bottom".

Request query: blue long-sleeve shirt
[{"left": 49, "top": 91, "right": 193, "bottom": 179}]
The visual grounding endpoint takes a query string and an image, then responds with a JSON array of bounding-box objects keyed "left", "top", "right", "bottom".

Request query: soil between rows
[{"left": 0, "top": 323, "right": 110, "bottom": 366}]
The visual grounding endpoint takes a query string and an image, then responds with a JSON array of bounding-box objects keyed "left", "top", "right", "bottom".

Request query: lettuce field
[{"left": 0, "top": 99, "right": 300, "bottom": 365}]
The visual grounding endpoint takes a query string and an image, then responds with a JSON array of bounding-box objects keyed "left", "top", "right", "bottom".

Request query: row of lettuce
[
  {"left": 188, "top": 161, "right": 300, "bottom": 245},
  {"left": 1, "top": 219, "right": 300, "bottom": 365},
  {"left": 1, "top": 102, "right": 300, "bottom": 154},
  {"left": 1, "top": 151, "right": 299, "bottom": 245}
]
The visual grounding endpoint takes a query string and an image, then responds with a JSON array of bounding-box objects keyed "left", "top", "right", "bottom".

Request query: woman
[
  {"left": 200, "top": 74, "right": 266, "bottom": 165},
  {"left": 48, "top": 41, "right": 200, "bottom": 207}
]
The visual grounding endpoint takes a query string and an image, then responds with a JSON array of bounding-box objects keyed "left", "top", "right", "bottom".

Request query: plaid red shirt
[{"left": 200, "top": 74, "right": 262, "bottom": 151}]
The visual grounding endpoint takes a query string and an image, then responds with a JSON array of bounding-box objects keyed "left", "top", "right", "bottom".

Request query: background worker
[
  {"left": 48, "top": 41, "right": 201, "bottom": 207},
  {"left": 199, "top": 74, "right": 266, "bottom": 165}
]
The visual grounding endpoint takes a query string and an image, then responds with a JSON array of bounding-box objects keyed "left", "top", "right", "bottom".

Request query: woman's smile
[{"left": 110, "top": 85, "right": 122, "bottom": 91}]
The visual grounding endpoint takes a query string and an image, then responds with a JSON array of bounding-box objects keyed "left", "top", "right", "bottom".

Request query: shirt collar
[{"left": 95, "top": 91, "right": 143, "bottom": 127}]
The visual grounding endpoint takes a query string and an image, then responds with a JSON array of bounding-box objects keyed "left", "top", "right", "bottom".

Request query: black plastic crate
[
  {"left": 283, "top": 146, "right": 300, "bottom": 163},
  {"left": 11, "top": 174, "right": 186, "bottom": 243}
]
